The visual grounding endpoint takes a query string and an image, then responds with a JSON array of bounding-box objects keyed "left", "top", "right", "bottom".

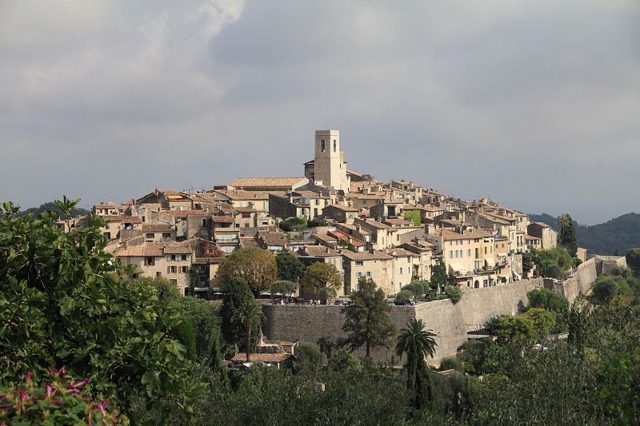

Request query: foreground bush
[{"left": 0, "top": 368, "right": 123, "bottom": 425}]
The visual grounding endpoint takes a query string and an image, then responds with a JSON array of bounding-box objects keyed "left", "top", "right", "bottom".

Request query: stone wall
[
  {"left": 558, "top": 258, "right": 597, "bottom": 303},
  {"left": 262, "top": 262, "right": 611, "bottom": 365},
  {"left": 458, "top": 278, "right": 544, "bottom": 331},
  {"left": 262, "top": 300, "right": 467, "bottom": 365}
]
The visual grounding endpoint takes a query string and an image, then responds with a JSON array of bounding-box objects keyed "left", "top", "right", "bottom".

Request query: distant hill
[
  {"left": 21, "top": 202, "right": 90, "bottom": 219},
  {"left": 529, "top": 212, "right": 640, "bottom": 256}
]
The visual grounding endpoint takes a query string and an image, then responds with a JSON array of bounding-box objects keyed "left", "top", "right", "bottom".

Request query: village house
[
  {"left": 342, "top": 249, "right": 395, "bottom": 296},
  {"left": 527, "top": 222, "right": 558, "bottom": 250},
  {"left": 115, "top": 243, "right": 193, "bottom": 295}
]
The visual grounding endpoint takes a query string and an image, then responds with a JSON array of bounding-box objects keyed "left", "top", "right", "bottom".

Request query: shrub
[
  {"left": 0, "top": 368, "right": 122, "bottom": 425},
  {"left": 444, "top": 285, "right": 462, "bottom": 303},
  {"left": 293, "top": 342, "right": 325, "bottom": 375},
  {"left": 439, "top": 356, "right": 464, "bottom": 372},
  {"left": 395, "top": 289, "right": 414, "bottom": 304},
  {"left": 278, "top": 217, "right": 308, "bottom": 232}
]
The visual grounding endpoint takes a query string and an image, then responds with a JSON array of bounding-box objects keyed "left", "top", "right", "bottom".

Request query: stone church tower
[{"left": 314, "top": 130, "right": 349, "bottom": 192}]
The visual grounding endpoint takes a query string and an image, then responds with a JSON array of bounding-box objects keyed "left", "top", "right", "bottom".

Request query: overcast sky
[{"left": 1, "top": 0, "right": 638, "bottom": 224}]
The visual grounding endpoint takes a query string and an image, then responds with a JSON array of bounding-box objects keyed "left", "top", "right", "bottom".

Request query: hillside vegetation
[{"left": 529, "top": 212, "right": 640, "bottom": 256}]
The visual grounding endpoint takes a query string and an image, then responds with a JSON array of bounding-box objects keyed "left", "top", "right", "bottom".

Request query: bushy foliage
[
  {"left": 300, "top": 262, "right": 342, "bottom": 302},
  {"left": 403, "top": 209, "right": 422, "bottom": 227},
  {"left": 626, "top": 247, "right": 640, "bottom": 277},
  {"left": 341, "top": 278, "right": 395, "bottom": 358},
  {"left": 307, "top": 217, "right": 326, "bottom": 227},
  {"left": 278, "top": 216, "right": 308, "bottom": 232},
  {"left": 395, "top": 289, "right": 414, "bottom": 304},
  {"left": 0, "top": 200, "right": 197, "bottom": 414},
  {"left": 220, "top": 277, "right": 261, "bottom": 353},
  {"left": 444, "top": 285, "right": 462, "bottom": 303},
  {"left": 275, "top": 251, "right": 305, "bottom": 282},
  {"left": 527, "top": 288, "right": 568, "bottom": 313},
  {"left": 269, "top": 279, "right": 298, "bottom": 298},
  {"left": 439, "top": 357, "right": 464, "bottom": 372},
  {"left": 402, "top": 281, "right": 429, "bottom": 299},
  {"left": 590, "top": 275, "right": 634, "bottom": 305},
  {"left": 292, "top": 342, "right": 325, "bottom": 375},
  {"left": 0, "top": 368, "right": 122, "bottom": 425},
  {"left": 531, "top": 247, "right": 574, "bottom": 279},
  {"left": 216, "top": 248, "right": 277, "bottom": 296}
]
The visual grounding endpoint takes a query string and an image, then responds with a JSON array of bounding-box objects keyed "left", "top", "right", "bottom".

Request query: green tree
[
  {"left": 558, "top": 213, "right": 578, "bottom": 258},
  {"left": 402, "top": 281, "right": 429, "bottom": 300},
  {"left": 300, "top": 262, "right": 343, "bottom": 303},
  {"left": 626, "top": 248, "right": 640, "bottom": 277},
  {"left": 232, "top": 302, "right": 264, "bottom": 362},
  {"left": 444, "top": 285, "right": 462, "bottom": 303},
  {"left": 269, "top": 279, "right": 298, "bottom": 299},
  {"left": 340, "top": 278, "right": 395, "bottom": 358},
  {"left": 278, "top": 216, "right": 307, "bottom": 232},
  {"left": 395, "top": 319, "right": 438, "bottom": 408},
  {"left": 0, "top": 199, "right": 195, "bottom": 413},
  {"left": 275, "top": 251, "right": 305, "bottom": 282},
  {"left": 292, "top": 342, "right": 325, "bottom": 375},
  {"left": 395, "top": 289, "right": 414, "bottom": 304},
  {"left": 220, "top": 277, "right": 259, "bottom": 352},
  {"left": 431, "top": 258, "right": 447, "bottom": 291},
  {"left": 403, "top": 209, "right": 422, "bottom": 226},
  {"left": 216, "top": 248, "right": 277, "bottom": 297},
  {"left": 527, "top": 288, "right": 568, "bottom": 314},
  {"left": 522, "top": 251, "right": 535, "bottom": 278}
]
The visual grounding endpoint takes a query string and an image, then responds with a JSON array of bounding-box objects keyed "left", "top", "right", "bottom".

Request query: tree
[
  {"left": 395, "top": 319, "right": 438, "bottom": 408},
  {"left": 232, "top": 302, "right": 264, "bottom": 362},
  {"left": 220, "top": 277, "right": 259, "bottom": 351},
  {"left": 444, "top": 285, "right": 462, "bottom": 303},
  {"left": 431, "top": 258, "right": 447, "bottom": 292},
  {"left": 626, "top": 248, "right": 640, "bottom": 277},
  {"left": 0, "top": 199, "right": 195, "bottom": 412},
  {"left": 275, "top": 251, "right": 305, "bottom": 282},
  {"left": 269, "top": 280, "right": 298, "bottom": 299},
  {"left": 278, "top": 216, "right": 307, "bottom": 232},
  {"left": 527, "top": 288, "right": 568, "bottom": 314},
  {"left": 300, "top": 262, "right": 343, "bottom": 303},
  {"left": 558, "top": 213, "right": 578, "bottom": 258},
  {"left": 522, "top": 251, "right": 535, "bottom": 278},
  {"left": 216, "top": 248, "right": 277, "bottom": 297},
  {"left": 292, "top": 342, "right": 325, "bottom": 375},
  {"left": 340, "top": 278, "right": 395, "bottom": 358},
  {"left": 395, "top": 289, "right": 414, "bottom": 304},
  {"left": 402, "top": 281, "right": 429, "bottom": 300}
]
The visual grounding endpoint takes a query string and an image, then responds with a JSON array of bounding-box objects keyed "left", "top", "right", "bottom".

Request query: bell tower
[{"left": 314, "top": 129, "right": 349, "bottom": 192}]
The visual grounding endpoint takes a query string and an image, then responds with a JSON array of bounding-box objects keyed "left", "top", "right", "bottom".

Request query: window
[
  {"left": 162, "top": 233, "right": 171, "bottom": 238},
  {"left": 355, "top": 261, "right": 364, "bottom": 266},
  {"left": 181, "top": 255, "right": 187, "bottom": 261},
  {"left": 467, "top": 249, "right": 471, "bottom": 257},
  {"left": 171, "top": 255, "right": 177, "bottom": 261},
  {"left": 320, "top": 139, "right": 326, "bottom": 152},
  {"left": 400, "top": 267, "right": 403, "bottom": 274},
  {"left": 145, "top": 257, "right": 155, "bottom": 266},
  {"left": 181, "top": 266, "right": 188, "bottom": 273},
  {"left": 449, "top": 250, "right": 453, "bottom": 258},
  {"left": 333, "top": 139, "right": 337, "bottom": 152},
  {"left": 170, "top": 266, "right": 177, "bottom": 273},
  {"left": 366, "top": 271, "right": 372, "bottom": 277},
  {"left": 146, "top": 233, "right": 154, "bottom": 239},
  {"left": 484, "top": 247, "right": 487, "bottom": 255}
]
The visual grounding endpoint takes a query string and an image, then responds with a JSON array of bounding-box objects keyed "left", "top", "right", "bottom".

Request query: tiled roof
[
  {"left": 230, "top": 353, "right": 293, "bottom": 363},
  {"left": 431, "top": 228, "right": 492, "bottom": 241},
  {"left": 342, "top": 250, "right": 393, "bottom": 261},
  {"left": 300, "top": 245, "right": 341, "bottom": 257},
  {"left": 217, "top": 190, "right": 286, "bottom": 201},
  {"left": 326, "top": 204, "right": 359, "bottom": 212},
  {"left": 240, "top": 237, "right": 260, "bottom": 248},
  {"left": 230, "top": 177, "right": 307, "bottom": 188},
  {"left": 259, "top": 232, "right": 286, "bottom": 246},
  {"left": 141, "top": 224, "right": 173, "bottom": 232},
  {"left": 163, "top": 245, "right": 192, "bottom": 254},
  {"left": 385, "top": 248, "right": 418, "bottom": 257}
]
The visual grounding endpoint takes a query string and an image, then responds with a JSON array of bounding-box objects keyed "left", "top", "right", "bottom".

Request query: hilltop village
[{"left": 79, "top": 130, "right": 567, "bottom": 298}]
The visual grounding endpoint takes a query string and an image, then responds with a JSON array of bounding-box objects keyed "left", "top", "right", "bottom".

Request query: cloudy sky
[{"left": 1, "top": 0, "right": 638, "bottom": 224}]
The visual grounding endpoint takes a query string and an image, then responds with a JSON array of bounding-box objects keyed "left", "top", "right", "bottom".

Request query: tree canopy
[
  {"left": 300, "top": 262, "right": 342, "bottom": 302},
  {"left": 340, "top": 278, "right": 395, "bottom": 358},
  {"left": 275, "top": 251, "right": 305, "bottom": 282},
  {"left": 216, "top": 247, "right": 277, "bottom": 297}
]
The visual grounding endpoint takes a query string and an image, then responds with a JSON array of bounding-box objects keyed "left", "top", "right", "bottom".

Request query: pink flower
[
  {"left": 59, "top": 366, "right": 66, "bottom": 378},
  {"left": 25, "top": 371, "right": 32, "bottom": 385},
  {"left": 18, "top": 390, "right": 29, "bottom": 401},
  {"left": 45, "top": 384, "right": 56, "bottom": 399},
  {"left": 69, "top": 378, "right": 89, "bottom": 389},
  {"left": 51, "top": 399, "right": 62, "bottom": 406}
]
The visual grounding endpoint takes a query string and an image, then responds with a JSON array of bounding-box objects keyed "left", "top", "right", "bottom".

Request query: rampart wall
[{"left": 263, "top": 257, "right": 618, "bottom": 365}]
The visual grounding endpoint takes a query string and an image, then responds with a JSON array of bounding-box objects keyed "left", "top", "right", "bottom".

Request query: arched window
[
  {"left": 333, "top": 139, "right": 337, "bottom": 152},
  {"left": 320, "top": 139, "right": 326, "bottom": 152}
]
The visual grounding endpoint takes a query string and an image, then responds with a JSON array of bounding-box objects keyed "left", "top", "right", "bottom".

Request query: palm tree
[
  {"left": 395, "top": 319, "right": 437, "bottom": 391},
  {"left": 232, "top": 303, "right": 264, "bottom": 362}
]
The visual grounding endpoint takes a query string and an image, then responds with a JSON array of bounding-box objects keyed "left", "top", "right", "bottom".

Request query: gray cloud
[{"left": 0, "top": 0, "right": 638, "bottom": 224}]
